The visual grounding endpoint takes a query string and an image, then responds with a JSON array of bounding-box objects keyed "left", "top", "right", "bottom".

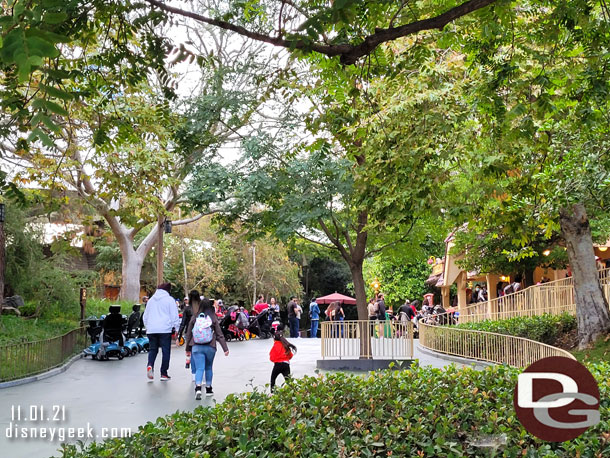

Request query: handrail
[
  {"left": 455, "top": 267, "right": 610, "bottom": 324},
  {"left": 418, "top": 322, "right": 575, "bottom": 368},
  {"left": 0, "top": 327, "right": 87, "bottom": 382},
  {"left": 320, "top": 320, "right": 414, "bottom": 360}
]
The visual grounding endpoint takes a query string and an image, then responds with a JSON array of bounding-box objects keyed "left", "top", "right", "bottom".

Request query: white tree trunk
[
  {"left": 560, "top": 203, "right": 610, "bottom": 348},
  {"left": 120, "top": 251, "right": 145, "bottom": 302}
]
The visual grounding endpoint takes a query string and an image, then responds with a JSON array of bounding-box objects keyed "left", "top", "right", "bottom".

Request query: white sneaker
[{"left": 195, "top": 387, "right": 202, "bottom": 400}]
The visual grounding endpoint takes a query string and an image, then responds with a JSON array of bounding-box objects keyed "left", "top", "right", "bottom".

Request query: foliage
[
  {"left": 3, "top": 204, "right": 95, "bottom": 318},
  {"left": 305, "top": 256, "right": 352, "bottom": 299},
  {"left": 0, "top": 315, "right": 78, "bottom": 345},
  {"left": 572, "top": 334, "right": 610, "bottom": 364},
  {"left": 457, "top": 313, "right": 577, "bottom": 347},
  {"left": 451, "top": 229, "right": 569, "bottom": 283},
  {"left": 58, "top": 362, "right": 610, "bottom": 457}
]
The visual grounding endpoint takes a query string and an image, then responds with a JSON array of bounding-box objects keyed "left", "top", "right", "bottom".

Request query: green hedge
[
  {"left": 58, "top": 362, "right": 609, "bottom": 457},
  {"left": 456, "top": 313, "right": 577, "bottom": 346}
]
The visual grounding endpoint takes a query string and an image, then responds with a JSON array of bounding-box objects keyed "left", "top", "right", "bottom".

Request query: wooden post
[
  {"left": 457, "top": 272, "right": 467, "bottom": 313},
  {"left": 156, "top": 216, "right": 164, "bottom": 285}
]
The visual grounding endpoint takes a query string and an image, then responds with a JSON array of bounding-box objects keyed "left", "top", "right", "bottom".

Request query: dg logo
[{"left": 513, "top": 356, "right": 601, "bottom": 442}]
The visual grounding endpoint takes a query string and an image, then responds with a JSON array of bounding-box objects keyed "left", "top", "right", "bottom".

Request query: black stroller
[{"left": 247, "top": 308, "right": 274, "bottom": 339}]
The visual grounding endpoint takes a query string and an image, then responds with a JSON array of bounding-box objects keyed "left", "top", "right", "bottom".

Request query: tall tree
[{"left": 5, "top": 21, "right": 285, "bottom": 300}]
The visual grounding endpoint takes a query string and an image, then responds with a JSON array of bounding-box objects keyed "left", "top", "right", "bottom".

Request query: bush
[
  {"left": 457, "top": 313, "right": 577, "bottom": 346},
  {"left": 58, "top": 362, "right": 609, "bottom": 457}
]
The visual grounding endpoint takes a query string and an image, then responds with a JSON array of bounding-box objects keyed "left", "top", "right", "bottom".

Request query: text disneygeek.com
[{"left": 5, "top": 405, "right": 132, "bottom": 442}]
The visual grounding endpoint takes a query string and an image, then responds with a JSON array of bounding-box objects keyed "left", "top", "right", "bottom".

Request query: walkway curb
[
  {"left": 0, "top": 353, "right": 83, "bottom": 389},
  {"left": 416, "top": 344, "right": 495, "bottom": 370}
]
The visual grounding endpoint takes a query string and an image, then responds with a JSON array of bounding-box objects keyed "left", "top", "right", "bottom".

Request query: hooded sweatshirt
[{"left": 143, "top": 289, "right": 180, "bottom": 334}]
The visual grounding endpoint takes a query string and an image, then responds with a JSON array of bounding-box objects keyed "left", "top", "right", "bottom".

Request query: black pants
[{"left": 270, "top": 362, "right": 291, "bottom": 391}]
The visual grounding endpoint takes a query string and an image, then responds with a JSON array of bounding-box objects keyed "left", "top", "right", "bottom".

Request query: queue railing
[
  {"left": 320, "top": 320, "right": 414, "bottom": 360},
  {"left": 418, "top": 322, "right": 576, "bottom": 368}
]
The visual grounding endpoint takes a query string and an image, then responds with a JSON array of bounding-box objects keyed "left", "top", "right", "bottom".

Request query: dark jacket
[
  {"left": 185, "top": 309, "right": 229, "bottom": 353},
  {"left": 178, "top": 305, "right": 193, "bottom": 338},
  {"left": 377, "top": 300, "right": 386, "bottom": 320}
]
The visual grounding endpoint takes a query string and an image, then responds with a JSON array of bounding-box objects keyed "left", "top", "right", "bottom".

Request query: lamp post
[
  {"left": 156, "top": 217, "right": 172, "bottom": 285},
  {"left": 370, "top": 277, "right": 380, "bottom": 297}
]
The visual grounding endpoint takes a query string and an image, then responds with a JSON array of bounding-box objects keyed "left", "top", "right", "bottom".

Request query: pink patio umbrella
[{"left": 315, "top": 292, "right": 357, "bottom": 305}]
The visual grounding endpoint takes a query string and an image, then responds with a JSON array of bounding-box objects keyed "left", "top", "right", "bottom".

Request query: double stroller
[
  {"left": 220, "top": 306, "right": 250, "bottom": 341},
  {"left": 247, "top": 307, "right": 281, "bottom": 339}
]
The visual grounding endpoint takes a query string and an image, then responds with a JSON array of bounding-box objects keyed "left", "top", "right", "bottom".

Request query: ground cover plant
[
  {"left": 456, "top": 313, "right": 577, "bottom": 346},
  {"left": 58, "top": 362, "right": 609, "bottom": 457}
]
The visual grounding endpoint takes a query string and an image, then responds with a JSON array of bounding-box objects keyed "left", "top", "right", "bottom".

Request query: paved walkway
[{"left": 0, "top": 338, "right": 474, "bottom": 458}]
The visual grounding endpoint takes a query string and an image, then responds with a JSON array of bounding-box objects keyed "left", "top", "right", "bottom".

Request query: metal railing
[
  {"left": 0, "top": 327, "right": 87, "bottom": 382},
  {"left": 321, "top": 320, "right": 414, "bottom": 360},
  {"left": 457, "top": 267, "right": 610, "bottom": 324},
  {"left": 418, "top": 322, "right": 576, "bottom": 368}
]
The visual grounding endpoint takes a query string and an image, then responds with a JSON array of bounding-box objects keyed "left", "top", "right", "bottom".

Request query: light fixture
[
  {"left": 543, "top": 249, "right": 551, "bottom": 256},
  {"left": 599, "top": 246, "right": 608, "bottom": 252},
  {"left": 164, "top": 219, "right": 172, "bottom": 233},
  {"left": 370, "top": 278, "right": 380, "bottom": 292}
]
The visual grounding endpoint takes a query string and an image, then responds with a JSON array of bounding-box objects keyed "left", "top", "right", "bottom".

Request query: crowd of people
[
  {"left": 140, "top": 284, "right": 460, "bottom": 399},
  {"left": 141, "top": 284, "right": 303, "bottom": 399}
]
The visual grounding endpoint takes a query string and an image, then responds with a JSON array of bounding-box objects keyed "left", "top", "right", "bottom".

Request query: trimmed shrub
[
  {"left": 58, "top": 362, "right": 609, "bottom": 457},
  {"left": 456, "top": 313, "right": 577, "bottom": 346}
]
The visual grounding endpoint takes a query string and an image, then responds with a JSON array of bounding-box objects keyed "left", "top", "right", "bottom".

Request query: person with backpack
[
  {"left": 269, "top": 328, "right": 297, "bottom": 392},
  {"left": 180, "top": 290, "right": 201, "bottom": 381},
  {"left": 185, "top": 297, "right": 229, "bottom": 399}
]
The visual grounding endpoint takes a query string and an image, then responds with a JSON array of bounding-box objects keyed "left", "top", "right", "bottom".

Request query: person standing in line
[
  {"left": 185, "top": 298, "right": 229, "bottom": 399},
  {"left": 367, "top": 297, "right": 378, "bottom": 320},
  {"left": 287, "top": 296, "right": 299, "bottom": 338},
  {"left": 269, "top": 328, "right": 297, "bottom": 392},
  {"left": 309, "top": 299, "right": 320, "bottom": 338},
  {"left": 295, "top": 300, "right": 303, "bottom": 334},
  {"left": 377, "top": 294, "right": 387, "bottom": 320},
  {"left": 143, "top": 282, "right": 180, "bottom": 381},
  {"left": 269, "top": 297, "right": 280, "bottom": 313}
]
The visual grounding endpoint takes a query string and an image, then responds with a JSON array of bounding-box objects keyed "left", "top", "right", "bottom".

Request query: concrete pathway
[{"left": 0, "top": 338, "right": 473, "bottom": 458}]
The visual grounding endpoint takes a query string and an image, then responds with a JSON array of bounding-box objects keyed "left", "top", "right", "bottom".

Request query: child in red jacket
[{"left": 269, "top": 330, "right": 297, "bottom": 392}]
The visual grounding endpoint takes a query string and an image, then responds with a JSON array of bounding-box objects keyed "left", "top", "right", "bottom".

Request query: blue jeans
[
  {"left": 191, "top": 345, "right": 216, "bottom": 387},
  {"left": 147, "top": 333, "right": 172, "bottom": 376},
  {"left": 289, "top": 317, "right": 299, "bottom": 338},
  {"left": 310, "top": 319, "right": 319, "bottom": 338}
]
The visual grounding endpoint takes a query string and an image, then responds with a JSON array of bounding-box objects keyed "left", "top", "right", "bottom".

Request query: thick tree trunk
[
  {"left": 0, "top": 220, "right": 4, "bottom": 316},
  {"left": 120, "top": 251, "right": 145, "bottom": 302},
  {"left": 349, "top": 261, "right": 368, "bottom": 320},
  {"left": 559, "top": 204, "right": 610, "bottom": 348}
]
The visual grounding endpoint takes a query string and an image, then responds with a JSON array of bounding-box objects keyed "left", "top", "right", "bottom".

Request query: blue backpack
[{"left": 192, "top": 313, "right": 213, "bottom": 344}]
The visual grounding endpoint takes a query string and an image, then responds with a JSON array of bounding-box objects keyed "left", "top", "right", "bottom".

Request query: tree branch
[
  {"left": 144, "top": 0, "right": 497, "bottom": 65},
  {"left": 294, "top": 230, "right": 335, "bottom": 250},
  {"left": 172, "top": 210, "right": 218, "bottom": 226},
  {"left": 365, "top": 218, "right": 417, "bottom": 258}
]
